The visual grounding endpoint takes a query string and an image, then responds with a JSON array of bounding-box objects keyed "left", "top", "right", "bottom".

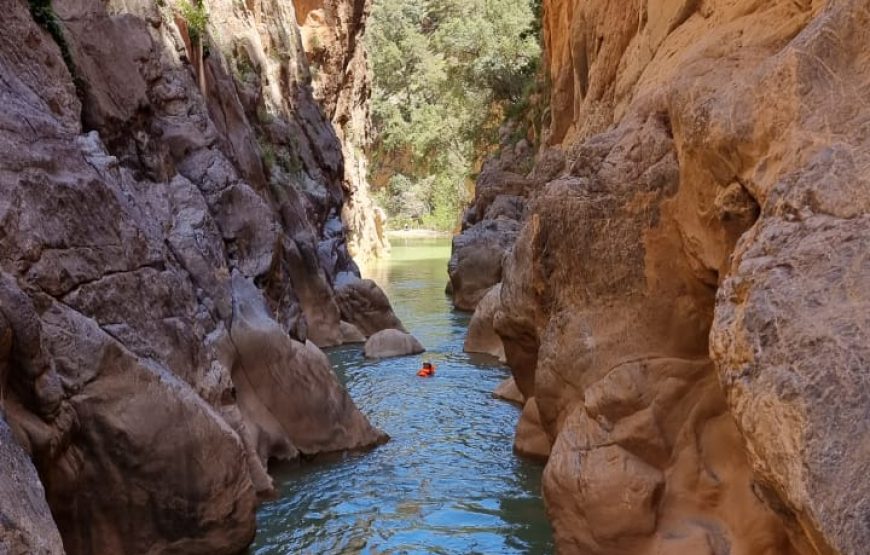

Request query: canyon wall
[
  {"left": 455, "top": 0, "right": 869, "bottom": 553},
  {"left": 0, "top": 0, "right": 397, "bottom": 553},
  {"left": 297, "top": 0, "right": 390, "bottom": 265}
]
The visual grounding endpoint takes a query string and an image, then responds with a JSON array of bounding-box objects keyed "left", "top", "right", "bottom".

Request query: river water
[{"left": 249, "top": 237, "right": 553, "bottom": 554}]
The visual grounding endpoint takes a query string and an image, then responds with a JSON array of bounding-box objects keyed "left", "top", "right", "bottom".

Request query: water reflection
[{"left": 250, "top": 237, "right": 554, "bottom": 554}]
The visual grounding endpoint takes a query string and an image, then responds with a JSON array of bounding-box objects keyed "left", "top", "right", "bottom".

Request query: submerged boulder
[{"left": 492, "top": 377, "right": 524, "bottom": 406}]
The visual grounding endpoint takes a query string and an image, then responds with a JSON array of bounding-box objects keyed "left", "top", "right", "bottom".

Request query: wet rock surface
[
  {"left": 0, "top": 0, "right": 398, "bottom": 552},
  {"left": 465, "top": 0, "right": 870, "bottom": 553}
]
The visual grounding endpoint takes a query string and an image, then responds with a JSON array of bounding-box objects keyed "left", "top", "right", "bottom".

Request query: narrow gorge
[{"left": 1, "top": 0, "right": 868, "bottom": 554}]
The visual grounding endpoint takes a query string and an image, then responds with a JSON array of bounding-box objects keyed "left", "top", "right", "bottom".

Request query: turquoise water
[{"left": 249, "top": 237, "right": 553, "bottom": 554}]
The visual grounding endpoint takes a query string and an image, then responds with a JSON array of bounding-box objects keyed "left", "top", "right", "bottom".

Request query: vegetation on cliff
[{"left": 367, "top": 0, "right": 540, "bottom": 230}]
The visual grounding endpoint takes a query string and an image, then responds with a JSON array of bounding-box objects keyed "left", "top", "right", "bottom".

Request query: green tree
[{"left": 367, "top": 0, "right": 539, "bottom": 230}]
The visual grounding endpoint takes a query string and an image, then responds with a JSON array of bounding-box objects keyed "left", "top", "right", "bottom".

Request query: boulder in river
[
  {"left": 492, "top": 377, "right": 524, "bottom": 406},
  {"left": 513, "top": 397, "right": 550, "bottom": 461},
  {"left": 447, "top": 219, "right": 519, "bottom": 312},
  {"left": 464, "top": 284, "right": 506, "bottom": 361},
  {"left": 363, "top": 329, "right": 425, "bottom": 359}
]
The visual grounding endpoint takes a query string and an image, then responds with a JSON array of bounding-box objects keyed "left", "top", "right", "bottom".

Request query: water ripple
[{"left": 250, "top": 239, "right": 553, "bottom": 554}]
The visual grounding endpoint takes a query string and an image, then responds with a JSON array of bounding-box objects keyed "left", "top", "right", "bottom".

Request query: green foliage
[
  {"left": 179, "top": 0, "right": 209, "bottom": 43},
  {"left": 29, "top": 0, "right": 79, "bottom": 86},
  {"left": 367, "top": 0, "right": 540, "bottom": 230}
]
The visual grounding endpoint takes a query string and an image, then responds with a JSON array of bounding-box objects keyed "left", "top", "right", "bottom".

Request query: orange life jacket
[{"left": 417, "top": 365, "right": 435, "bottom": 377}]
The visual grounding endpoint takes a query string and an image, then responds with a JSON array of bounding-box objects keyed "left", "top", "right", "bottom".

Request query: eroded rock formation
[
  {"left": 459, "top": 0, "right": 869, "bottom": 553},
  {"left": 0, "top": 0, "right": 398, "bottom": 552}
]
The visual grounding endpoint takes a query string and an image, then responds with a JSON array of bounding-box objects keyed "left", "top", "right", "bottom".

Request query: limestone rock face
[
  {"left": 298, "top": 0, "right": 390, "bottom": 264},
  {"left": 464, "top": 284, "right": 506, "bottom": 361},
  {"left": 712, "top": 216, "right": 870, "bottom": 555},
  {"left": 487, "top": 0, "right": 870, "bottom": 553},
  {"left": 0, "top": 0, "right": 398, "bottom": 553},
  {"left": 363, "top": 329, "right": 424, "bottom": 359},
  {"left": 0, "top": 414, "right": 64, "bottom": 555}
]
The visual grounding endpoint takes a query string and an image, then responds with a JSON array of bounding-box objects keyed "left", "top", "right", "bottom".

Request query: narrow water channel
[{"left": 250, "top": 237, "right": 554, "bottom": 554}]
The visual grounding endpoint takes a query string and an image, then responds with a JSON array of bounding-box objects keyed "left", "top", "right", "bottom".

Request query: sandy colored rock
[
  {"left": 464, "top": 284, "right": 506, "bottom": 361},
  {"left": 0, "top": 414, "right": 64, "bottom": 555},
  {"left": 485, "top": 0, "right": 870, "bottom": 553},
  {"left": 449, "top": 141, "right": 535, "bottom": 312},
  {"left": 298, "top": 0, "right": 390, "bottom": 265},
  {"left": 513, "top": 397, "right": 550, "bottom": 461},
  {"left": 492, "top": 376, "right": 524, "bottom": 406},
  {"left": 712, "top": 215, "right": 870, "bottom": 555},
  {"left": 363, "top": 329, "right": 425, "bottom": 359}
]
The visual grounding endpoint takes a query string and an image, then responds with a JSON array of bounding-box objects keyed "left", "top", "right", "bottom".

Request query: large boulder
[
  {"left": 230, "top": 274, "right": 388, "bottom": 461},
  {"left": 363, "top": 329, "right": 425, "bottom": 359},
  {"left": 447, "top": 219, "right": 519, "bottom": 311},
  {"left": 339, "top": 320, "right": 366, "bottom": 344},
  {"left": 513, "top": 397, "right": 550, "bottom": 461},
  {"left": 463, "top": 168, "right": 532, "bottom": 228},
  {"left": 335, "top": 278, "right": 406, "bottom": 336}
]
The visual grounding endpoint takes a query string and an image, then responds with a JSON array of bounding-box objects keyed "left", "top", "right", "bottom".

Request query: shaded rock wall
[
  {"left": 457, "top": 0, "right": 869, "bottom": 553},
  {"left": 0, "top": 0, "right": 398, "bottom": 553},
  {"left": 0, "top": 413, "right": 64, "bottom": 555}
]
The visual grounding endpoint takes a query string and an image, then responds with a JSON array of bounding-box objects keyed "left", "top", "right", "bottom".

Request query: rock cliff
[
  {"left": 297, "top": 0, "right": 390, "bottom": 265},
  {"left": 0, "top": 0, "right": 397, "bottom": 553},
  {"left": 456, "top": 0, "right": 869, "bottom": 553}
]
